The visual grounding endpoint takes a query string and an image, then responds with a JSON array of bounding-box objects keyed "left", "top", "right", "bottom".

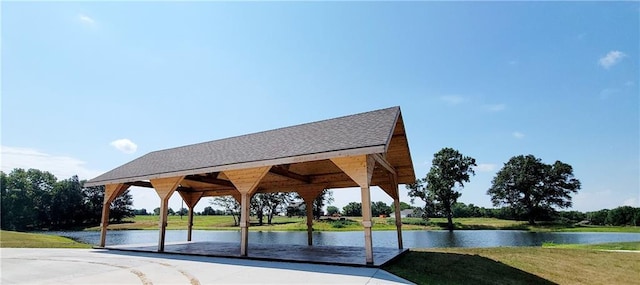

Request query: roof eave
[{"left": 84, "top": 144, "right": 387, "bottom": 187}]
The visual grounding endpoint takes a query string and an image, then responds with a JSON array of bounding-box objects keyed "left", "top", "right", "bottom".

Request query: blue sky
[{"left": 2, "top": 2, "right": 638, "bottom": 213}]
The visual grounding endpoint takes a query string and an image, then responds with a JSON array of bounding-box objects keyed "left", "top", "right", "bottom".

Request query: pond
[{"left": 45, "top": 230, "right": 640, "bottom": 248}]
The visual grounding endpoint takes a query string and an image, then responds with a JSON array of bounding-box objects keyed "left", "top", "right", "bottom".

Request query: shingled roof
[{"left": 86, "top": 106, "right": 414, "bottom": 188}]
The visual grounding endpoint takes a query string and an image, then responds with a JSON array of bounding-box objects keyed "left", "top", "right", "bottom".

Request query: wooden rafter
[
  {"left": 184, "top": 174, "right": 235, "bottom": 188},
  {"left": 125, "top": 181, "right": 153, "bottom": 188},
  {"left": 372, "top": 153, "right": 396, "bottom": 177},
  {"left": 269, "top": 165, "right": 311, "bottom": 183}
]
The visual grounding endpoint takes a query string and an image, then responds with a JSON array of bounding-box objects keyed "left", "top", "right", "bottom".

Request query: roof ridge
[{"left": 145, "top": 106, "right": 400, "bottom": 155}]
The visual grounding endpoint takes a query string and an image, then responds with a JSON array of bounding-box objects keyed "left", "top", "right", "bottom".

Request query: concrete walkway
[{"left": 1, "top": 248, "right": 413, "bottom": 284}]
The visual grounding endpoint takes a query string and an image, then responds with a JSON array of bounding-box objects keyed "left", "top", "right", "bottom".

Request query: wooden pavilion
[{"left": 85, "top": 106, "right": 415, "bottom": 265}]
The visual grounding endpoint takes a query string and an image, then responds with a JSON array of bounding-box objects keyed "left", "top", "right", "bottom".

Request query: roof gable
[{"left": 86, "top": 106, "right": 410, "bottom": 186}]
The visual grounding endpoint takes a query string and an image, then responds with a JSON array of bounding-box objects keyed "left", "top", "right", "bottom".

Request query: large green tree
[
  {"left": 210, "top": 196, "right": 241, "bottom": 225},
  {"left": 371, "top": 201, "right": 392, "bottom": 216},
  {"left": 487, "top": 155, "right": 581, "bottom": 224},
  {"left": 407, "top": 147, "right": 476, "bottom": 231},
  {"left": 342, "top": 202, "right": 362, "bottom": 216},
  {"left": 1, "top": 169, "right": 57, "bottom": 230}
]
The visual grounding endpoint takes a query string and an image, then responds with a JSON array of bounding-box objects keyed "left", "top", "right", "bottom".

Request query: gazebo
[{"left": 85, "top": 106, "right": 415, "bottom": 265}]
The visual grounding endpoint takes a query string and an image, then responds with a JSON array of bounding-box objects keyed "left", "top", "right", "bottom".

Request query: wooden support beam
[
  {"left": 388, "top": 172, "right": 403, "bottom": 249},
  {"left": 178, "top": 191, "right": 204, "bottom": 209},
  {"left": 330, "top": 155, "right": 376, "bottom": 265},
  {"left": 184, "top": 174, "right": 235, "bottom": 188},
  {"left": 150, "top": 176, "right": 184, "bottom": 252},
  {"left": 393, "top": 195, "right": 403, "bottom": 249},
  {"left": 99, "top": 183, "right": 129, "bottom": 247},
  {"left": 224, "top": 166, "right": 271, "bottom": 256},
  {"left": 269, "top": 166, "right": 311, "bottom": 183},
  {"left": 125, "top": 181, "right": 153, "bottom": 188},
  {"left": 178, "top": 191, "right": 204, "bottom": 242},
  {"left": 373, "top": 153, "right": 397, "bottom": 177},
  {"left": 330, "top": 155, "right": 375, "bottom": 187},
  {"left": 298, "top": 187, "right": 325, "bottom": 246}
]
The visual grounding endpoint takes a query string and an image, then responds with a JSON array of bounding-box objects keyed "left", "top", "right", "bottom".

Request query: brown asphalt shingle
[{"left": 86, "top": 106, "right": 401, "bottom": 186}]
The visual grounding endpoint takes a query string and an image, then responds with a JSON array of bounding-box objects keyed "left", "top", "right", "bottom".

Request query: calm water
[{"left": 45, "top": 230, "right": 640, "bottom": 248}]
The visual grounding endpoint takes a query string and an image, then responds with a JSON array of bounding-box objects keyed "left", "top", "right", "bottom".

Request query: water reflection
[{"left": 45, "top": 230, "right": 640, "bottom": 248}]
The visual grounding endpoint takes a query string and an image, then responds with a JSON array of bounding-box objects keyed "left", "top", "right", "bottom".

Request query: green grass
[
  {"left": 383, "top": 243, "right": 640, "bottom": 285},
  {"left": 0, "top": 230, "right": 91, "bottom": 248},
  {"left": 543, "top": 241, "right": 640, "bottom": 250}
]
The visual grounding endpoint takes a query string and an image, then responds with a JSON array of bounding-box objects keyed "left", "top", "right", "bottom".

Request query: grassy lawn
[
  {"left": 403, "top": 217, "right": 640, "bottom": 232},
  {"left": 543, "top": 241, "right": 640, "bottom": 250},
  {"left": 0, "top": 230, "right": 91, "bottom": 248},
  {"left": 383, "top": 242, "right": 640, "bottom": 285}
]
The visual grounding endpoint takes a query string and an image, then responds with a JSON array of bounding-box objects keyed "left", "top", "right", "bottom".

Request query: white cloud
[
  {"left": 477, "top": 163, "right": 497, "bottom": 172},
  {"left": 0, "top": 145, "right": 103, "bottom": 180},
  {"left": 622, "top": 197, "right": 638, "bottom": 207},
  {"left": 440, "top": 95, "right": 466, "bottom": 105},
  {"left": 485, "top": 104, "right": 506, "bottom": 112},
  {"left": 78, "top": 14, "right": 95, "bottom": 25},
  {"left": 599, "top": 51, "right": 626, "bottom": 69},
  {"left": 599, "top": 88, "right": 619, "bottom": 99},
  {"left": 110, "top": 139, "right": 138, "bottom": 154},
  {"left": 513, "top": 132, "right": 525, "bottom": 139}
]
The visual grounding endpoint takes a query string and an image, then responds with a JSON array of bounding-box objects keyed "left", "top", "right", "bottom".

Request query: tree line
[
  {"left": 407, "top": 148, "right": 582, "bottom": 231},
  {"left": 402, "top": 147, "right": 640, "bottom": 229},
  {"left": 1, "top": 168, "right": 134, "bottom": 231},
  {"left": 331, "top": 200, "right": 639, "bottom": 227}
]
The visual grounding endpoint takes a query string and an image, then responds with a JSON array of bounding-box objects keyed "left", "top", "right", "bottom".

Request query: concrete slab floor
[
  {"left": 1, "top": 248, "right": 413, "bottom": 284},
  {"left": 107, "top": 241, "right": 408, "bottom": 267}
]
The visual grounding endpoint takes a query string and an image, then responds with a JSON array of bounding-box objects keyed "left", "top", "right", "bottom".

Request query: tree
[
  {"left": 371, "top": 201, "right": 392, "bottom": 216},
  {"left": 399, "top": 202, "right": 412, "bottom": 211},
  {"left": 83, "top": 185, "right": 105, "bottom": 224},
  {"left": 202, "top": 206, "right": 216, "bottom": 215},
  {"left": 326, "top": 206, "right": 340, "bottom": 216},
  {"left": 133, "top": 209, "right": 148, "bottom": 215},
  {"left": 153, "top": 207, "right": 161, "bottom": 215},
  {"left": 487, "top": 155, "right": 581, "bottom": 225},
  {"left": 408, "top": 148, "right": 476, "bottom": 231},
  {"left": 342, "top": 202, "right": 362, "bottom": 216},
  {"left": 211, "top": 196, "right": 241, "bottom": 226},
  {"left": 0, "top": 168, "right": 57, "bottom": 230},
  {"left": 110, "top": 189, "right": 135, "bottom": 222},
  {"left": 49, "top": 175, "right": 85, "bottom": 227},
  {"left": 313, "top": 190, "right": 334, "bottom": 219},
  {"left": 605, "top": 206, "right": 639, "bottom": 226},
  {"left": 177, "top": 207, "right": 189, "bottom": 216},
  {"left": 263, "top": 192, "right": 293, "bottom": 224}
]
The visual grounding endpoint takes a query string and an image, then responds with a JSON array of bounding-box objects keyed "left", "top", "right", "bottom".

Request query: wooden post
[
  {"left": 305, "top": 203, "right": 313, "bottom": 245},
  {"left": 224, "top": 166, "right": 271, "bottom": 256},
  {"left": 187, "top": 207, "right": 195, "bottom": 241},
  {"left": 382, "top": 173, "right": 403, "bottom": 250},
  {"left": 393, "top": 196, "right": 403, "bottom": 249},
  {"left": 240, "top": 192, "right": 250, "bottom": 254},
  {"left": 361, "top": 185, "right": 374, "bottom": 263},
  {"left": 299, "top": 188, "right": 325, "bottom": 246},
  {"left": 331, "top": 155, "right": 376, "bottom": 265},
  {"left": 150, "top": 177, "right": 184, "bottom": 252},
  {"left": 99, "top": 184, "right": 129, "bottom": 247},
  {"left": 178, "top": 191, "right": 203, "bottom": 242}
]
